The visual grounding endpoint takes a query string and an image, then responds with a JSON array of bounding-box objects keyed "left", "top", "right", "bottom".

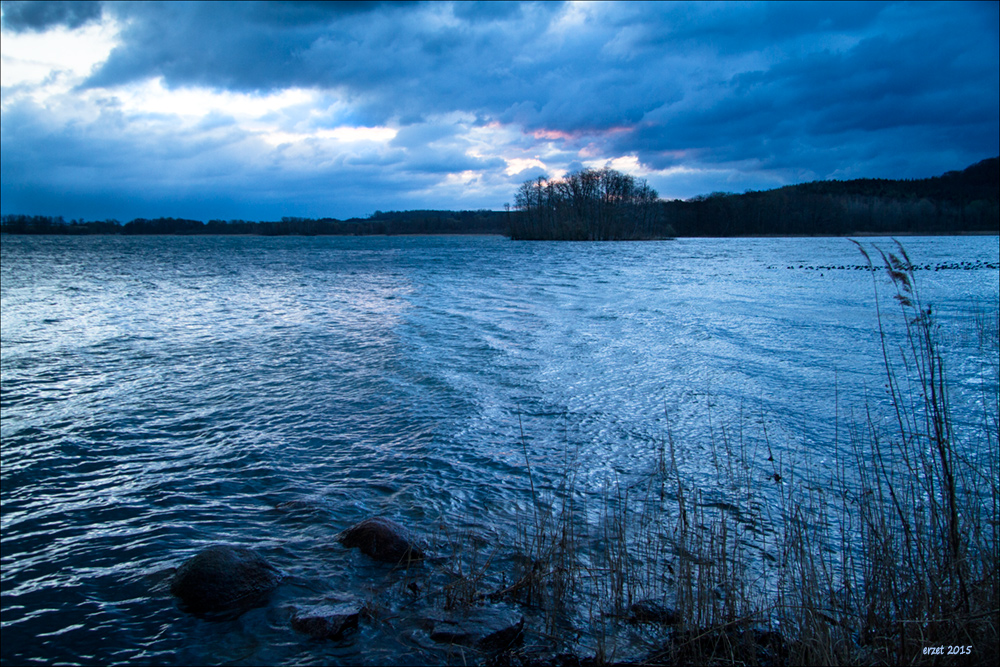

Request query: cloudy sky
[{"left": 1, "top": 1, "right": 997, "bottom": 221}]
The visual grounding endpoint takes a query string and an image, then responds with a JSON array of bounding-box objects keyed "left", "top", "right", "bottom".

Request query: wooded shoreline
[{"left": 3, "top": 157, "right": 996, "bottom": 239}]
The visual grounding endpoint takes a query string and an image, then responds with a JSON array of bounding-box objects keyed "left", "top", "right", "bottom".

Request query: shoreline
[{"left": 1, "top": 230, "right": 997, "bottom": 239}]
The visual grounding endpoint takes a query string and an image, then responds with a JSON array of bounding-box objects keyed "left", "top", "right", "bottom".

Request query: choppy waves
[{"left": 2, "top": 234, "right": 997, "bottom": 665}]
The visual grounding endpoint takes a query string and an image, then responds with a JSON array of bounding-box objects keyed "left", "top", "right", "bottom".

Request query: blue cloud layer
[{"left": 1, "top": 0, "right": 997, "bottom": 219}]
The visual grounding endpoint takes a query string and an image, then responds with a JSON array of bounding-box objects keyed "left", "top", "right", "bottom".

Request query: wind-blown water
[{"left": 2, "top": 235, "right": 997, "bottom": 665}]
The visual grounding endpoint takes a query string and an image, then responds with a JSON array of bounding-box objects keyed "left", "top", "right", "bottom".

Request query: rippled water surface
[{"left": 2, "top": 235, "right": 998, "bottom": 665}]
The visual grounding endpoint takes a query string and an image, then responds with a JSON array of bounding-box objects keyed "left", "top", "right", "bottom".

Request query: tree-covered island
[{"left": 2, "top": 157, "right": 996, "bottom": 239}]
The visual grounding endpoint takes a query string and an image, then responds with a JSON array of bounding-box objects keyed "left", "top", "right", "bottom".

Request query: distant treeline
[
  {"left": 0, "top": 209, "right": 508, "bottom": 236},
  {"left": 2, "top": 157, "right": 996, "bottom": 239},
  {"left": 661, "top": 156, "right": 999, "bottom": 237},
  {"left": 511, "top": 157, "right": 998, "bottom": 239}
]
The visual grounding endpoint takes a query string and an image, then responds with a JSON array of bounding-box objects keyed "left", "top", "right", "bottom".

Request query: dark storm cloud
[
  {"left": 1, "top": 0, "right": 102, "bottom": 32},
  {"left": 619, "top": 2, "right": 999, "bottom": 182},
  {"left": 80, "top": 2, "right": 997, "bottom": 142},
  {"left": 81, "top": 1, "right": 571, "bottom": 121},
  {"left": 2, "top": 1, "right": 997, "bottom": 218}
]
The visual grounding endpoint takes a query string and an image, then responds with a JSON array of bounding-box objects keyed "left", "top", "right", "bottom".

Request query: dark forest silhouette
[
  {"left": 3, "top": 157, "right": 996, "bottom": 238},
  {"left": 509, "top": 167, "right": 663, "bottom": 240},
  {"left": 659, "top": 156, "right": 998, "bottom": 238}
]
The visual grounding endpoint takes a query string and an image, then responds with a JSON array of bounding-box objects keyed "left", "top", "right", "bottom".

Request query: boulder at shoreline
[
  {"left": 338, "top": 517, "right": 424, "bottom": 564},
  {"left": 170, "top": 544, "right": 282, "bottom": 616}
]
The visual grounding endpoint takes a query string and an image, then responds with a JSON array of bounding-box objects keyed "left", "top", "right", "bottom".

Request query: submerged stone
[
  {"left": 291, "top": 603, "right": 360, "bottom": 640},
  {"left": 338, "top": 517, "right": 424, "bottom": 564},
  {"left": 275, "top": 499, "right": 320, "bottom": 512},
  {"left": 170, "top": 545, "right": 282, "bottom": 616},
  {"left": 428, "top": 607, "right": 524, "bottom": 652}
]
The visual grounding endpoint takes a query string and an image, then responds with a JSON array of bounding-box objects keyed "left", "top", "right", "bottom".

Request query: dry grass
[{"left": 437, "top": 241, "right": 998, "bottom": 666}]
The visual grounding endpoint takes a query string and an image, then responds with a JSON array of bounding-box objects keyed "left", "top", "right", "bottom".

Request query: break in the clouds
[{"left": 1, "top": 1, "right": 997, "bottom": 221}]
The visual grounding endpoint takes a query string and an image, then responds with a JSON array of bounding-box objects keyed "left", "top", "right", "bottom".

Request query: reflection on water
[{"left": 1, "top": 234, "right": 997, "bottom": 665}]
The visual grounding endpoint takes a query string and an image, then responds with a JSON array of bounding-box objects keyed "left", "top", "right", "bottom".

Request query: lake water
[{"left": 1, "top": 234, "right": 997, "bottom": 665}]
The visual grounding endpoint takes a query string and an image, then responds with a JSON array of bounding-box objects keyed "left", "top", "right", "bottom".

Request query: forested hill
[
  {"left": 662, "top": 157, "right": 998, "bottom": 237},
  {"left": 781, "top": 155, "right": 997, "bottom": 201},
  {"left": 2, "top": 157, "right": 996, "bottom": 237}
]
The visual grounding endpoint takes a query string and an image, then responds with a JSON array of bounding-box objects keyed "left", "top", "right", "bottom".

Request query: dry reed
[{"left": 437, "top": 241, "right": 999, "bottom": 666}]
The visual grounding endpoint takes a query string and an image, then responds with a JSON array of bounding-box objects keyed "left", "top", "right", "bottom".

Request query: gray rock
[
  {"left": 170, "top": 545, "right": 282, "bottom": 616},
  {"left": 338, "top": 517, "right": 424, "bottom": 564},
  {"left": 291, "top": 603, "right": 360, "bottom": 640},
  {"left": 428, "top": 607, "right": 524, "bottom": 652}
]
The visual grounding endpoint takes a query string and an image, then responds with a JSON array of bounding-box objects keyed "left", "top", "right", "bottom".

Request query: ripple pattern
[{"left": 2, "top": 234, "right": 997, "bottom": 665}]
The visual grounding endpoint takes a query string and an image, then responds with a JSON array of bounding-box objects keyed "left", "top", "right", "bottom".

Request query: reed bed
[{"left": 433, "top": 241, "right": 998, "bottom": 666}]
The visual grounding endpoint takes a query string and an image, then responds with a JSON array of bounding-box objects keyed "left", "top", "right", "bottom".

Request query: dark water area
[{"left": 1, "top": 235, "right": 997, "bottom": 665}]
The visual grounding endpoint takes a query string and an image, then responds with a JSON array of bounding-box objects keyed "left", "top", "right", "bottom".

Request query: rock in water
[
  {"left": 291, "top": 603, "right": 361, "bottom": 640},
  {"left": 170, "top": 545, "right": 282, "bottom": 615},
  {"left": 338, "top": 517, "right": 424, "bottom": 564},
  {"left": 428, "top": 607, "right": 524, "bottom": 652}
]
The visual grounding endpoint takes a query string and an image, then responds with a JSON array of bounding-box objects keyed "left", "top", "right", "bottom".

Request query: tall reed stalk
[{"left": 434, "top": 242, "right": 997, "bottom": 666}]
